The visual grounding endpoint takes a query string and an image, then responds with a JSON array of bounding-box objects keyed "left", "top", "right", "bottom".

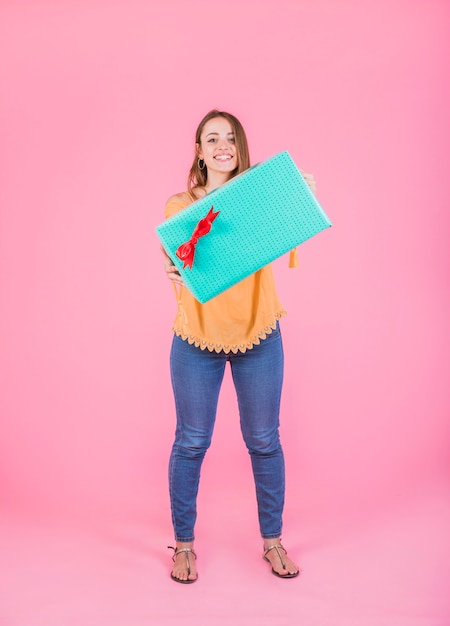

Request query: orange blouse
[{"left": 164, "top": 194, "right": 287, "bottom": 354}]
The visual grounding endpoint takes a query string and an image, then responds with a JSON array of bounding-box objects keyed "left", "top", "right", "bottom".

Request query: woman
[{"left": 162, "top": 110, "right": 315, "bottom": 583}]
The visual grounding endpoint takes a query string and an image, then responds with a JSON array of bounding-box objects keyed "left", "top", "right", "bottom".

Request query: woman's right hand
[{"left": 161, "top": 247, "right": 184, "bottom": 286}]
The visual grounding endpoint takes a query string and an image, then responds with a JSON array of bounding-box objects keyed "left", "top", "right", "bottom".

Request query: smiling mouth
[{"left": 214, "top": 154, "right": 233, "bottom": 162}]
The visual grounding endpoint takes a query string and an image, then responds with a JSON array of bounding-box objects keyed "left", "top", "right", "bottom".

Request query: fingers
[
  {"left": 164, "top": 262, "right": 184, "bottom": 286},
  {"left": 167, "top": 272, "right": 184, "bottom": 286},
  {"left": 300, "top": 171, "right": 317, "bottom": 196},
  {"left": 162, "top": 250, "right": 184, "bottom": 285}
]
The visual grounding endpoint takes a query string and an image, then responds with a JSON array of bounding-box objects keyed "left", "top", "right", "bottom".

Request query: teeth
[{"left": 215, "top": 155, "right": 232, "bottom": 161}]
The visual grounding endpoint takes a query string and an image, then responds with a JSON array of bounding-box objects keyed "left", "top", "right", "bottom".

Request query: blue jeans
[{"left": 168, "top": 323, "right": 285, "bottom": 542}]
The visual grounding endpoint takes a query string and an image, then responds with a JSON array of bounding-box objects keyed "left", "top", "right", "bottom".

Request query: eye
[
  {"left": 229, "top": 136, "right": 235, "bottom": 144},
  {"left": 207, "top": 137, "right": 217, "bottom": 143}
]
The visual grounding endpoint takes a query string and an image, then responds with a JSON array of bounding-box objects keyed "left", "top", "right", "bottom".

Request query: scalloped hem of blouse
[{"left": 172, "top": 310, "right": 287, "bottom": 354}]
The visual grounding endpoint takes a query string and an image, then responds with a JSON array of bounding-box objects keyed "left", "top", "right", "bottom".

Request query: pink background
[{"left": 1, "top": 1, "right": 449, "bottom": 624}]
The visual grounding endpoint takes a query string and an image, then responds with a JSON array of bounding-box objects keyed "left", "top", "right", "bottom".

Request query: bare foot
[
  {"left": 169, "top": 542, "right": 198, "bottom": 583},
  {"left": 263, "top": 539, "right": 300, "bottom": 578}
]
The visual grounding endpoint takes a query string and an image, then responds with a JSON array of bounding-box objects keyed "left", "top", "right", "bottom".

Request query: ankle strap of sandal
[{"left": 168, "top": 546, "right": 197, "bottom": 561}]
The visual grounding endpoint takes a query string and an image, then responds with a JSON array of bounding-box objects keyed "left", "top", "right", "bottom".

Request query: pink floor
[{"left": 1, "top": 480, "right": 449, "bottom": 626}]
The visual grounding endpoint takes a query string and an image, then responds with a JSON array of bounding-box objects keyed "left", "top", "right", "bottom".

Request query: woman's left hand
[{"left": 301, "top": 171, "right": 317, "bottom": 197}]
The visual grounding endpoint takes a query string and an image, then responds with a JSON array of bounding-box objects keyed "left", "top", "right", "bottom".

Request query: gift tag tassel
[{"left": 289, "top": 248, "right": 299, "bottom": 268}]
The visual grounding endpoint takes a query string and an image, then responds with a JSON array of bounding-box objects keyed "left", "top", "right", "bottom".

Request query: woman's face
[{"left": 197, "top": 117, "right": 238, "bottom": 178}]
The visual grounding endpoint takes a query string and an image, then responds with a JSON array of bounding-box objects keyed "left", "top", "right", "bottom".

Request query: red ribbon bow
[{"left": 175, "top": 206, "right": 220, "bottom": 269}]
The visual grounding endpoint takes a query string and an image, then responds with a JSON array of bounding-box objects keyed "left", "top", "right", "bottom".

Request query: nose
[{"left": 217, "top": 137, "right": 232, "bottom": 149}]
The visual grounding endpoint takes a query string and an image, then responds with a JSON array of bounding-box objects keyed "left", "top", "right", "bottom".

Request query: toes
[
  {"left": 268, "top": 555, "right": 299, "bottom": 576},
  {"left": 171, "top": 554, "right": 196, "bottom": 582},
  {"left": 171, "top": 568, "right": 197, "bottom": 582}
]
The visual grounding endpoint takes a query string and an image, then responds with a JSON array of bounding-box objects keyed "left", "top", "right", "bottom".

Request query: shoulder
[
  {"left": 166, "top": 191, "right": 192, "bottom": 205},
  {"left": 164, "top": 191, "right": 192, "bottom": 219}
]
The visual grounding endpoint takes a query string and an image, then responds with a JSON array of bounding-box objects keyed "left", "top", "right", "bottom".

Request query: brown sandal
[
  {"left": 263, "top": 543, "right": 300, "bottom": 579},
  {"left": 168, "top": 546, "right": 198, "bottom": 584}
]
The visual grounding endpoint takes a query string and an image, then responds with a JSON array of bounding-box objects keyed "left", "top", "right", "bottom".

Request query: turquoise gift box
[{"left": 156, "top": 151, "right": 332, "bottom": 304}]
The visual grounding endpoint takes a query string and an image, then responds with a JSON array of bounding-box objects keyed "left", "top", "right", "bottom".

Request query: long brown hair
[{"left": 187, "top": 110, "right": 251, "bottom": 194}]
